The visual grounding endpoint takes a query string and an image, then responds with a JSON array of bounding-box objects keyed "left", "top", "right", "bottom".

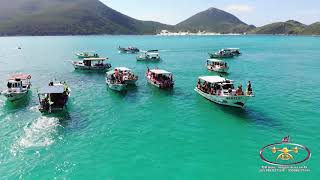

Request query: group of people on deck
[
  {"left": 147, "top": 68, "right": 173, "bottom": 88},
  {"left": 110, "top": 69, "right": 125, "bottom": 84},
  {"left": 109, "top": 69, "right": 136, "bottom": 84},
  {"left": 197, "top": 80, "right": 253, "bottom": 96}
]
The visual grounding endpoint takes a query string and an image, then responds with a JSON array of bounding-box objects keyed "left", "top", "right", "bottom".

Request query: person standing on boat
[
  {"left": 236, "top": 85, "right": 244, "bottom": 96},
  {"left": 246, "top": 81, "right": 252, "bottom": 95}
]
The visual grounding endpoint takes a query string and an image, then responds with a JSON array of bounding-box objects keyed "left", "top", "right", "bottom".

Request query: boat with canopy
[
  {"left": 195, "top": 76, "right": 254, "bottom": 108},
  {"left": 75, "top": 52, "right": 99, "bottom": 59},
  {"left": 209, "top": 49, "right": 235, "bottom": 58},
  {"left": 206, "top": 59, "right": 229, "bottom": 73},
  {"left": 146, "top": 68, "right": 174, "bottom": 89},
  {"left": 118, "top": 46, "right": 140, "bottom": 54},
  {"left": 1, "top": 74, "right": 32, "bottom": 102},
  {"left": 71, "top": 57, "right": 112, "bottom": 71},
  {"left": 38, "top": 81, "right": 71, "bottom": 113},
  {"left": 137, "top": 50, "right": 161, "bottom": 61}
]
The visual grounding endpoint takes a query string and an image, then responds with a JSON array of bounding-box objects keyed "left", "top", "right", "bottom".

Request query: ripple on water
[{"left": 11, "top": 116, "right": 60, "bottom": 156}]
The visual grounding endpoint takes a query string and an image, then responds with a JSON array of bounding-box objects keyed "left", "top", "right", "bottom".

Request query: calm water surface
[{"left": 0, "top": 35, "right": 319, "bottom": 179}]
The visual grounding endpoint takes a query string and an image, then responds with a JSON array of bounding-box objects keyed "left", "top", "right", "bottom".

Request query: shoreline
[{"left": 0, "top": 34, "right": 319, "bottom": 38}]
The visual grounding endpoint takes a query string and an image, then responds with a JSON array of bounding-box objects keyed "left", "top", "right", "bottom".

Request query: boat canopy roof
[
  {"left": 115, "top": 67, "right": 131, "bottom": 71},
  {"left": 39, "top": 85, "right": 65, "bottom": 94},
  {"left": 199, "top": 76, "right": 227, "bottom": 83},
  {"left": 150, "top": 69, "right": 171, "bottom": 75},
  {"left": 9, "top": 74, "right": 31, "bottom": 80},
  {"left": 207, "top": 59, "right": 224, "bottom": 62},
  {"left": 83, "top": 57, "right": 107, "bottom": 61}
]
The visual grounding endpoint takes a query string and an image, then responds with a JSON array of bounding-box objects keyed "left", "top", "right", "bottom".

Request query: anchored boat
[
  {"left": 137, "top": 50, "right": 161, "bottom": 61},
  {"left": 206, "top": 59, "right": 229, "bottom": 73},
  {"left": 75, "top": 52, "right": 99, "bottom": 59},
  {"left": 209, "top": 49, "right": 235, "bottom": 58},
  {"left": 106, "top": 70, "right": 127, "bottom": 92},
  {"left": 38, "top": 81, "right": 71, "bottom": 113},
  {"left": 71, "top": 57, "right": 112, "bottom": 72},
  {"left": 195, "top": 76, "right": 254, "bottom": 108},
  {"left": 115, "top": 67, "right": 138, "bottom": 85},
  {"left": 146, "top": 68, "right": 174, "bottom": 89},
  {"left": 118, "top": 46, "right": 140, "bottom": 54},
  {"left": 1, "top": 74, "right": 32, "bottom": 102},
  {"left": 225, "top": 48, "right": 241, "bottom": 56}
]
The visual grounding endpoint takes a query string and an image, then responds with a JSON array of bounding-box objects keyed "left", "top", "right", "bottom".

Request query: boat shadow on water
[{"left": 218, "top": 105, "right": 283, "bottom": 128}]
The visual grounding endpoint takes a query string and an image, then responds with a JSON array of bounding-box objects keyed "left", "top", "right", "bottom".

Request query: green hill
[
  {"left": 249, "top": 20, "right": 306, "bottom": 35},
  {"left": 302, "top": 22, "right": 320, "bottom": 35},
  {"left": 1, "top": 1, "right": 319, "bottom": 36},
  {"left": 0, "top": 0, "right": 173, "bottom": 35},
  {"left": 175, "top": 7, "right": 255, "bottom": 33}
]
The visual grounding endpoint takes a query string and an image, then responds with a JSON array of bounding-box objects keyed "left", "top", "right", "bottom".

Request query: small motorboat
[
  {"left": 114, "top": 67, "right": 138, "bottom": 85},
  {"left": 137, "top": 50, "right": 161, "bottom": 61},
  {"left": 209, "top": 49, "right": 235, "bottom": 58},
  {"left": 206, "top": 59, "right": 229, "bottom": 73},
  {"left": 118, "top": 46, "right": 140, "bottom": 54},
  {"left": 146, "top": 68, "right": 174, "bottom": 89},
  {"left": 195, "top": 76, "right": 254, "bottom": 108},
  {"left": 105, "top": 70, "right": 127, "bottom": 92},
  {"left": 1, "top": 74, "right": 32, "bottom": 102},
  {"left": 71, "top": 57, "right": 112, "bottom": 72},
  {"left": 38, "top": 81, "right": 71, "bottom": 113},
  {"left": 75, "top": 52, "right": 99, "bottom": 59},
  {"left": 225, "top": 48, "right": 241, "bottom": 56}
]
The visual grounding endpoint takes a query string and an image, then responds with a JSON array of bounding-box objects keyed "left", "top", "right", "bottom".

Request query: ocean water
[{"left": 0, "top": 35, "right": 319, "bottom": 179}]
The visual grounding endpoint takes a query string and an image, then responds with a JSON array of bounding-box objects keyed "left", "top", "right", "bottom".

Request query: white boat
[
  {"left": 206, "top": 59, "right": 229, "bottom": 73},
  {"left": 137, "top": 50, "right": 161, "bottom": 61},
  {"left": 75, "top": 52, "right": 99, "bottom": 59},
  {"left": 114, "top": 67, "right": 138, "bottom": 85},
  {"left": 195, "top": 76, "right": 254, "bottom": 108},
  {"left": 1, "top": 74, "right": 32, "bottom": 102},
  {"left": 225, "top": 48, "right": 241, "bottom": 56},
  {"left": 209, "top": 49, "right": 235, "bottom": 58},
  {"left": 105, "top": 70, "right": 127, "bottom": 92},
  {"left": 71, "top": 57, "right": 112, "bottom": 72},
  {"left": 146, "top": 69, "right": 174, "bottom": 89},
  {"left": 118, "top": 46, "right": 140, "bottom": 54},
  {"left": 38, "top": 81, "right": 71, "bottom": 113}
]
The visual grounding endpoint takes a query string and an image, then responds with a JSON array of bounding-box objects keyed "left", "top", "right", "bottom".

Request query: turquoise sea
[{"left": 0, "top": 35, "right": 319, "bottom": 179}]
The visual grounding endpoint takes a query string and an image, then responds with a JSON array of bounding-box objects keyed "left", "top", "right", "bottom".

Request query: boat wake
[
  {"left": 29, "top": 105, "right": 39, "bottom": 112},
  {"left": 11, "top": 116, "right": 60, "bottom": 156}
]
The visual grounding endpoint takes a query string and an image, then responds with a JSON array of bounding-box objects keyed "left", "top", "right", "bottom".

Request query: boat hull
[
  {"left": 147, "top": 77, "right": 173, "bottom": 89},
  {"left": 195, "top": 88, "right": 251, "bottom": 108},
  {"left": 119, "top": 49, "right": 139, "bottom": 54},
  {"left": 2, "top": 90, "right": 29, "bottom": 102},
  {"left": 209, "top": 53, "right": 234, "bottom": 59},
  {"left": 106, "top": 80, "right": 127, "bottom": 92},
  {"left": 124, "top": 79, "right": 138, "bottom": 85}
]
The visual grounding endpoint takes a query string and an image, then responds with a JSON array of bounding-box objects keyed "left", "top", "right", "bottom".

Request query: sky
[{"left": 101, "top": 0, "right": 320, "bottom": 26}]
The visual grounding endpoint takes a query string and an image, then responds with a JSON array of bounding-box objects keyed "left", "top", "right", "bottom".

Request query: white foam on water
[
  {"left": 16, "top": 116, "right": 60, "bottom": 150},
  {"left": 29, "top": 105, "right": 39, "bottom": 112}
]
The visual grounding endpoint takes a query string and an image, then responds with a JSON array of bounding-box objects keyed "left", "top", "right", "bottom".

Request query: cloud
[{"left": 225, "top": 4, "right": 254, "bottom": 13}]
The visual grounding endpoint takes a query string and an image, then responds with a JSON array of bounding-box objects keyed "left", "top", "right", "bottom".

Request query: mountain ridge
[
  {"left": 0, "top": 1, "right": 319, "bottom": 36},
  {"left": 175, "top": 7, "right": 255, "bottom": 33}
]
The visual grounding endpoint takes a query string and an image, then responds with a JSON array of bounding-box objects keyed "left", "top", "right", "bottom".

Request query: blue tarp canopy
[{"left": 39, "top": 85, "right": 64, "bottom": 94}]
